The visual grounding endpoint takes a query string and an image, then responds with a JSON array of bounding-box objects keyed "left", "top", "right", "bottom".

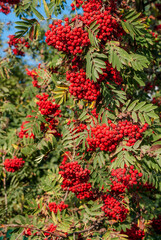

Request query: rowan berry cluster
[
  {"left": 141, "top": 182, "right": 154, "bottom": 191},
  {"left": 46, "top": 0, "right": 123, "bottom": 56},
  {"left": 66, "top": 69, "right": 100, "bottom": 101},
  {"left": 152, "top": 97, "right": 161, "bottom": 106},
  {"left": 0, "top": 0, "right": 20, "bottom": 4},
  {"left": 91, "top": 108, "right": 99, "bottom": 119},
  {"left": 73, "top": 123, "right": 87, "bottom": 134},
  {"left": 121, "top": 224, "right": 145, "bottom": 240},
  {"left": 155, "top": 24, "right": 161, "bottom": 31},
  {"left": 144, "top": 82, "right": 155, "bottom": 92},
  {"left": 87, "top": 120, "right": 148, "bottom": 152},
  {"left": 72, "top": 0, "right": 84, "bottom": 9},
  {"left": 45, "top": 1, "right": 124, "bottom": 102},
  {"left": 4, "top": 156, "right": 25, "bottom": 172},
  {"left": 23, "top": 224, "right": 58, "bottom": 239},
  {"left": 76, "top": 0, "right": 124, "bottom": 43},
  {"left": 36, "top": 93, "right": 61, "bottom": 136},
  {"left": 45, "top": 20, "right": 90, "bottom": 56},
  {"left": 151, "top": 215, "right": 161, "bottom": 234},
  {"left": 48, "top": 201, "right": 68, "bottom": 213},
  {"left": 73, "top": 0, "right": 118, "bottom": 10},
  {"left": 44, "top": 224, "right": 57, "bottom": 237},
  {"left": 59, "top": 154, "right": 92, "bottom": 199},
  {"left": 68, "top": 119, "right": 87, "bottom": 138},
  {"left": 110, "top": 165, "right": 143, "bottom": 194},
  {"left": 7, "top": 35, "right": 29, "bottom": 56},
  {"left": 104, "top": 62, "right": 123, "bottom": 85},
  {"left": 23, "top": 228, "right": 32, "bottom": 236},
  {"left": 26, "top": 68, "right": 40, "bottom": 88},
  {"left": 102, "top": 194, "right": 128, "bottom": 222},
  {"left": 42, "top": 117, "right": 61, "bottom": 137},
  {"left": 36, "top": 93, "right": 61, "bottom": 117},
  {"left": 0, "top": 2, "right": 10, "bottom": 14},
  {"left": 19, "top": 115, "right": 35, "bottom": 139}
]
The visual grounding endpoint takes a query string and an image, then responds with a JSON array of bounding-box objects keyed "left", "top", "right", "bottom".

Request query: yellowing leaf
[{"left": 12, "top": 144, "right": 19, "bottom": 150}]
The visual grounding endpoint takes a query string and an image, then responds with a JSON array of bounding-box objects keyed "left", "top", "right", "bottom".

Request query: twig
[
  {"left": 72, "top": 142, "right": 76, "bottom": 161},
  {"left": 63, "top": 188, "right": 69, "bottom": 202},
  {"left": 15, "top": 230, "right": 24, "bottom": 240},
  {"left": 68, "top": 225, "right": 95, "bottom": 236},
  {"left": 0, "top": 224, "right": 66, "bottom": 238}
]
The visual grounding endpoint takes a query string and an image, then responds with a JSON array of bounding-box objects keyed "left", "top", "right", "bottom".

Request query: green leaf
[
  {"left": 138, "top": 112, "right": 145, "bottom": 124},
  {"left": 127, "top": 100, "right": 139, "bottom": 111},
  {"left": 132, "top": 111, "right": 138, "bottom": 122},
  {"left": 121, "top": 9, "right": 145, "bottom": 40},
  {"left": 42, "top": 0, "right": 50, "bottom": 18},
  {"left": 31, "top": 7, "right": 45, "bottom": 20},
  {"left": 147, "top": 111, "right": 159, "bottom": 119},
  {"left": 133, "top": 140, "right": 142, "bottom": 149},
  {"left": 143, "top": 113, "right": 151, "bottom": 125},
  {"left": 15, "top": 21, "right": 32, "bottom": 26},
  {"left": 133, "top": 102, "right": 146, "bottom": 111},
  {"left": 102, "top": 111, "right": 108, "bottom": 125},
  {"left": 106, "top": 111, "right": 115, "bottom": 120},
  {"left": 140, "top": 104, "right": 157, "bottom": 112}
]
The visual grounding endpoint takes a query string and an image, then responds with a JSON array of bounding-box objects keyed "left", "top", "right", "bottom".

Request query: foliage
[{"left": 0, "top": 0, "right": 161, "bottom": 239}]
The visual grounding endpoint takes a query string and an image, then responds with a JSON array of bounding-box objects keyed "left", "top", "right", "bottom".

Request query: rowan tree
[{"left": 0, "top": 0, "right": 161, "bottom": 239}]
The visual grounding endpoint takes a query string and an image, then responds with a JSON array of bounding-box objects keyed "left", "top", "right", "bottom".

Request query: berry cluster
[
  {"left": 26, "top": 68, "right": 40, "bottom": 88},
  {"left": 4, "top": 156, "right": 25, "bottom": 172},
  {"left": 41, "top": 117, "right": 62, "bottom": 137},
  {"left": 144, "top": 82, "right": 156, "bottom": 92},
  {"left": 91, "top": 108, "right": 99, "bottom": 119},
  {"left": 59, "top": 154, "right": 92, "bottom": 199},
  {"left": 19, "top": 115, "right": 35, "bottom": 139},
  {"left": 23, "top": 228, "right": 32, "bottom": 236},
  {"left": 68, "top": 119, "right": 87, "bottom": 136},
  {"left": 152, "top": 97, "right": 161, "bottom": 107},
  {"left": 102, "top": 194, "right": 128, "bottom": 222},
  {"left": 36, "top": 93, "right": 61, "bottom": 136},
  {"left": 45, "top": 20, "right": 90, "bottom": 56},
  {"left": 73, "top": 122, "right": 87, "bottom": 134},
  {"left": 7, "top": 35, "right": 29, "bottom": 56},
  {"left": 87, "top": 120, "right": 148, "bottom": 152},
  {"left": 121, "top": 224, "right": 145, "bottom": 240},
  {"left": 0, "top": 2, "right": 10, "bottom": 14},
  {"left": 44, "top": 224, "right": 57, "bottom": 237},
  {"left": 71, "top": 0, "right": 124, "bottom": 42},
  {"left": 141, "top": 182, "right": 154, "bottom": 191},
  {"left": 48, "top": 201, "right": 68, "bottom": 213},
  {"left": 104, "top": 62, "right": 123, "bottom": 85},
  {"left": 66, "top": 69, "right": 100, "bottom": 101},
  {"left": 155, "top": 24, "right": 161, "bottom": 31},
  {"left": 45, "top": 0, "right": 123, "bottom": 55},
  {"left": 36, "top": 93, "right": 61, "bottom": 117},
  {"left": 45, "top": 1, "right": 124, "bottom": 102},
  {"left": 0, "top": 0, "right": 20, "bottom": 4},
  {"left": 110, "top": 165, "right": 143, "bottom": 194},
  {"left": 151, "top": 215, "right": 161, "bottom": 234},
  {"left": 70, "top": 0, "right": 84, "bottom": 11}
]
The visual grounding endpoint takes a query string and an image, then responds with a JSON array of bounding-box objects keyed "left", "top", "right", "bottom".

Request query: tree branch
[
  {"left": 0, "top": 224, "right": 67, "bottom": 238},
  {"left": 68, "top": 225, "right": 94, "bottom": 236},
  {"left": 1, "top": 223, "right": 97, "bottom": 238}
]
